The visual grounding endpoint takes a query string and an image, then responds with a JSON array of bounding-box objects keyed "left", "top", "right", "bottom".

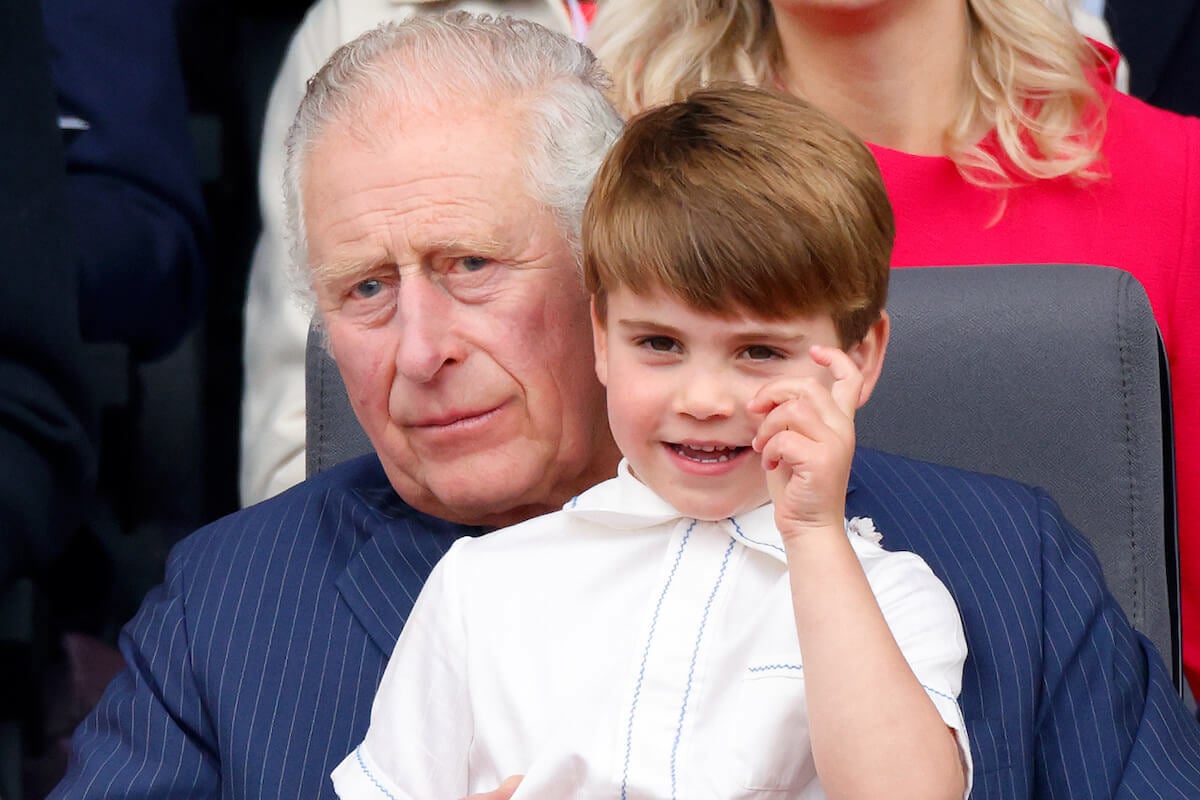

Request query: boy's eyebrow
[
  {"left": 613, "top": 318, "right": 685, "bottom": 335},
  {"left": 614, "top": 317, "right": 812, "bottom": 344},
  {"left": 726, "top": 329, "right": 811, "bottom": 346}
]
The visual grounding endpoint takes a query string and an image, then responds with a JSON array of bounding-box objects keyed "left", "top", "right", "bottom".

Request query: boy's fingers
[
  {"left": 753, "top": 391, "right": 829, "bottom": 451},
  {"left": 747, "top": 348, "right": 864, "bottom": 418},
  {"left": 760, "top": 429, "right": 816, "bottom": 471},
  {"left": 461, "top": 775, "right": 524, "bottom": 800},
  {"left": 813, "top": 345, "right": 864, "bottom": 420},
  {"left": 748, "top": 376, "right": 825, "bottom": 415},
  {"left": 753, "top": 378, "right": 854, "bottom": 452}
]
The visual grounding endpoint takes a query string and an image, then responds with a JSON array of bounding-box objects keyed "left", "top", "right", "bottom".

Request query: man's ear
[
  {"left": 846, "top": 310, "right": 889, "bottom": 409},
  {"left": 591, "top": 297, "right": 609, "bottom": 387}
]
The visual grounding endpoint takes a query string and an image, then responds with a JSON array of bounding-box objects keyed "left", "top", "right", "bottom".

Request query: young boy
[{"left": 332, "top": 86, "right": 971, "bottom": 800}]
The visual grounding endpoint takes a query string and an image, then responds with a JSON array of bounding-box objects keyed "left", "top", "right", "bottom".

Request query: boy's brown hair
[{"left": 583, "top": 85, "right": 894, "bottom": 346}]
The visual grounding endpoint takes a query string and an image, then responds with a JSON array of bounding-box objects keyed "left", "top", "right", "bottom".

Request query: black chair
[{"left": 304, "top": 263, "right": 1180, "bottom": 686}]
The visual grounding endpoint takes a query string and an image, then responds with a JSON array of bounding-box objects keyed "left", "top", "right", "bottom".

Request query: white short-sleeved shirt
[{"left": 332, "top": 461, "right": 971, "bottom": 798}]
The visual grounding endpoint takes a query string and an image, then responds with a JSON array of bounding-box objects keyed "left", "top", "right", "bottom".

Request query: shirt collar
[{"left": 564, "top": 459, "right": 879, "bottom": 564}]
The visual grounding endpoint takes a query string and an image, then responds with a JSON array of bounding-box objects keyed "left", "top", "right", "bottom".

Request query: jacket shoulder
[
  {"left": 849, "top": 447, "right": 1059, "bottom": 571},
  {"left": 851, "top": 447, "right": 1045, "bottom": 510},
  {"left": 165, "top": 455, "right": 409, "bottom": 593}
]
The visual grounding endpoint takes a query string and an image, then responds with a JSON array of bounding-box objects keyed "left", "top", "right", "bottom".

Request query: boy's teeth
[{"left": 673, "top": 443, "right": 741, "bottom": 462}]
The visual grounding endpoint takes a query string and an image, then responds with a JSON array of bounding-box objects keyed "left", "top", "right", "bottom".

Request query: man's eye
[
  {"left": 456, "top": 256, "right": 491, "bottom": 273},
  {"left": 743, "top": 344, "right": 781, "bottom": 360},
  {"left": 640, "top": 336, "right": 679, "bottom": 352},
  {"left": 353, "top": 279, "right": 384, "bottom": 299}
]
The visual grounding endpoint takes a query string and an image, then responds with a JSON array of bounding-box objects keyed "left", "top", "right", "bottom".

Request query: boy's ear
[
  {"left": 846, "top": 310, "right": 889, "bottom": 409},
  {"left": 591, "top": 297, "right": 609, "bottom": 387}
]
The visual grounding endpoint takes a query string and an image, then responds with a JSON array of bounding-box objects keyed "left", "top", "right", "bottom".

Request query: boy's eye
[
  {"left": 743, "top": 344, "right": 781, "bottom": 360},
  {"left": 639, "top": 336, "right": 679, "bottom": 352}
]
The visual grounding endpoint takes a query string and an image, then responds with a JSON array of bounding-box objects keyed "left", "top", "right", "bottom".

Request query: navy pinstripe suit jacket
[{"left": 51, "top": 449, "right": 1200, "bottom": 798}]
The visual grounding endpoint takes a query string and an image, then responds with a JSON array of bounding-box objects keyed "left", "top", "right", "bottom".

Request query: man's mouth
[
  {"left": 668, "top": 443, "right": 749, "bottom": 463},
  {"left": 408, "top": 403, "right": 504, "bottom": 430}
]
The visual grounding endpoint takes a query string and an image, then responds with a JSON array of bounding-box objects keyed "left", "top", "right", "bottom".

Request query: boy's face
[{"left": 593, "top": 285, "right": 874, "bottom": 521}]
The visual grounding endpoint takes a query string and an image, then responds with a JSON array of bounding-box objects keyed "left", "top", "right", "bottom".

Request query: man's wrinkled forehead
[
  {"left": 330, "top": 58, "right": 526, "bottom": 138},
  {"left": 301, "top": 98, "right": 555, "bottom": 287}
]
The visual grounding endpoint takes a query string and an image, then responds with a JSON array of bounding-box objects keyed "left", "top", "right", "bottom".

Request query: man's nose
[
  {"left": 674, "top": 364, "right": 737, "bottom": 420},
  {"left": 393, "top": 274, "right": 460, "bottom": 383}
]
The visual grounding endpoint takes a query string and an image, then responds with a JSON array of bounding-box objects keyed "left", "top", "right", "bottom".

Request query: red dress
[{"left": 872, "top": 70, "right": 1200, "bottom": 688}]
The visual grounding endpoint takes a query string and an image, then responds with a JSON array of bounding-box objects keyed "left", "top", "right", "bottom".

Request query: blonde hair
[
  {"left": 590, "top": 0, "right": 1106, "bottom": 187},
  {"left": 583, "top": 85, "right": 893, "bottom": 347}
]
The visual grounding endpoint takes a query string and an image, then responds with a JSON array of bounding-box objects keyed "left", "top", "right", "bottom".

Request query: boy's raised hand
[{"left": 749, "top": 345, "right": 862, "bottom": 540}]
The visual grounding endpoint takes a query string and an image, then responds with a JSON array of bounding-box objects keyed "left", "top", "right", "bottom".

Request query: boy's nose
[{"left": 674, "top": 367, "right": 737, "bottom": 420}]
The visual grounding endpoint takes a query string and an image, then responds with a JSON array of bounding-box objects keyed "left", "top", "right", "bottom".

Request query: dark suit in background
[
  {"left": 1107, "top": 0, "right": 1200, "bottom": 117},
  {"left": 50, "top": 450, "right": 1200, "bottom": 798},
  {"left": 0, "top": 0, "right": 95, "bottom": 588},
  {"left": 43, "top": 0, "right": 208, "bottom": 361},
  {"left": 8, "top": 3, "right": 207, "bottom": 794}
]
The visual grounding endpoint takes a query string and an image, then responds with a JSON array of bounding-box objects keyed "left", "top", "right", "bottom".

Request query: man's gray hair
[{"left": 283, "top": 12, "right": 624, "bottom": 303}]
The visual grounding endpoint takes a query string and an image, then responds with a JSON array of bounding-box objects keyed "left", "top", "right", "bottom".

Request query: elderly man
[
  {"left": 52, "top": 13, "right": 1200, "bottom": 800},
  {"left": 239, "top": 0, "right": 590, "bottom": 508},
  {"left": 51, "top": 15, "right": 621, "bottom": 800}
]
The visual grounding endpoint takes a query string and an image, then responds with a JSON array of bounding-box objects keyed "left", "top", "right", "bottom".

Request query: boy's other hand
[
  {"left": 460, "top": 774, "right": 523, "bottom": 800},
  {"left": 749, "top": 345, "right": 862, "bottom": 539}
]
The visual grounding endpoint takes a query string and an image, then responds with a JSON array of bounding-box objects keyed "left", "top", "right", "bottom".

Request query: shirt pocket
[{"left": 731, "top": 661, "right": 816, "bottom": 793}]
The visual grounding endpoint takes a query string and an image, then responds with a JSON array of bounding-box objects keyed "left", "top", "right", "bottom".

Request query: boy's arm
[{"left": 752, "top": 346, "right": 966, "bottom": 800}]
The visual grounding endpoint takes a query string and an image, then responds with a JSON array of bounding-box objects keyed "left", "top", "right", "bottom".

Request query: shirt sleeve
[
  {"left": 331, "top": 542, "right": 473, "bottom": 799},
  {"left": 860, "top": 544, "right": 972, "bottom": 793}
]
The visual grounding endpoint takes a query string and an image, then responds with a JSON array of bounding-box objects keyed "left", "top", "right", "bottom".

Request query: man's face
[
  {"left": 593, "top": 285, "right": 860, "bottom": 521},
  {"left": 304, "top": 101, "right": 617, "bottom": 527}
]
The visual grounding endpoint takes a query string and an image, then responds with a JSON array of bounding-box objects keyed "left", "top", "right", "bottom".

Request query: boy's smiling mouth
[{"left": 667, "top": 442, "right": 750, "bottom": 463}]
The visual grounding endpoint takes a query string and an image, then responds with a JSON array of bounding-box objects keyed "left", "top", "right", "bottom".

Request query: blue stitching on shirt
[
  {"left": 748, "top": 663, "right": 803, "bottom": 673},
  {"left": 620, "top": 520, "right": 696, "bottom": 800},
  {"left": 921, "top": 684, "right": 957, "bottom": 705},
  {"left": 921, "top": 683, "right": 967, "bottom": 732},
  {"left": 355, "top": 746, "right": 400, "bottom": 800},
  {"left": 669, "top": 536, "right": 737, "bottom": 799},
  {"left": 729, "top": 517, "right": 784, "bottom": 554}
]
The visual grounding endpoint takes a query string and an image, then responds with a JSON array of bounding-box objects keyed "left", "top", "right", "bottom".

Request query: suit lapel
[{"left": 336, "top": 495, "right": 481, "bottom": 655}]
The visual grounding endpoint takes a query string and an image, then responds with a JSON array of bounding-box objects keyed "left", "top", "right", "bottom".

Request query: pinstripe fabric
[
  {"left": 49, "top": 455, "right": 479, "bottom": 800},
  {"left": 847, "top": 448, "right": 1200, "bottom": 798},
  {"left": 52, "top": 449, "right": 1200, "bottom": 798}
]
